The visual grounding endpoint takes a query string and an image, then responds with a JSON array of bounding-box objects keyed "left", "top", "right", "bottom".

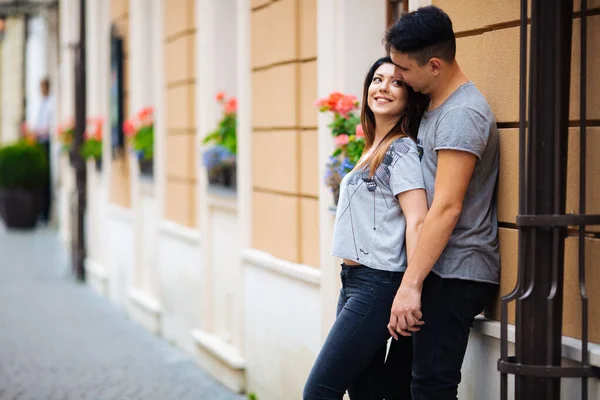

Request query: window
[{"left": 387, "top": 0, "right": 408, "bottom": 27}]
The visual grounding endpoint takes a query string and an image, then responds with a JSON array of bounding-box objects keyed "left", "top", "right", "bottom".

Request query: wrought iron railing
[{"left": 498, "top": 0, "right": 600, "bottom": 398}]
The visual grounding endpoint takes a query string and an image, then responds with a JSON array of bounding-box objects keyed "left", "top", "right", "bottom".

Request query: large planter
[{"left": 0, "top": 189, "right": 42, "bottom": 229}]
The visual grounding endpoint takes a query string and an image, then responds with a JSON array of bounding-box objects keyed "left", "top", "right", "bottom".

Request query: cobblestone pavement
[{"left": 0, "top": 225, "right": 245, "bottom": 400}]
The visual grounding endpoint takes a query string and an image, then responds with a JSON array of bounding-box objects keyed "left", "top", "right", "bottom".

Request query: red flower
[
  {"left": 326, "top": 92, "right": 344, "bottom": 112},
  {"left": 225, "top": 97, "right": 237, "bottom": 114},
  {"left": 216, "top": 91, "right": 226, "bottom": 102}
]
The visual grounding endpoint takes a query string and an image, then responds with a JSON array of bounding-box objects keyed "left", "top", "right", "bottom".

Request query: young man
[{"left": 384, "top": 6, "right": 501, "bottom": 399}]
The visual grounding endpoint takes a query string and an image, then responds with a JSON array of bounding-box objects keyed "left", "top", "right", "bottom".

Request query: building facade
[{"left": 55, "top": 0, "right": 600, "bottom": 399}]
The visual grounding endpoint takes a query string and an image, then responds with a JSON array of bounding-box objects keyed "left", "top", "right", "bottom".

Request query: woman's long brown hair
[{"left": 354, "top": 56, "right": 429, "bottom": 176}]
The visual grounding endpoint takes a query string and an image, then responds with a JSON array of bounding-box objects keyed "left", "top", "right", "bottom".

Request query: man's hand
[{"left": 388, "top": 283, "right": 424, "bottom": 339}]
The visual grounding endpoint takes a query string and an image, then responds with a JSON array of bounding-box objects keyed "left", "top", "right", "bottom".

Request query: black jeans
[
  {"left": 385, "top": 272, "right": 498, "bottom": 400},
  {"left": 303, "top": 264, "right": 411, "bottom": 400}
]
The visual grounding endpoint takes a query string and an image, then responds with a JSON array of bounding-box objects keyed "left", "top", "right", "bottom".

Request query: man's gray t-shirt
[
  {"left": 417, "top": 81, "right": 500, "bottom": 284},
  {"left": 331, "top": 137, "right": 424, "bottom": 272}
]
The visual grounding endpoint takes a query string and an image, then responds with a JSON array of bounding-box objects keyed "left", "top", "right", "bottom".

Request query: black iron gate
[{"left": 498, "top": 0, "right": 600, "bottom": 399}]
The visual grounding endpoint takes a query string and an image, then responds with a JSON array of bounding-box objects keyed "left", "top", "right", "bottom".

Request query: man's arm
[
  {"left": 388, "top": 149, "right": 477, "bottom": 339},
  {"left": 398, "top": 188, "right": 428, "bottom": 264}
]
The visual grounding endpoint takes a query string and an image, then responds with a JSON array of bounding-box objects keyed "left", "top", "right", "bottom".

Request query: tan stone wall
[
  {"left": 250, "top": 0, "right": 319, "bottom": 266},
  {"left": 110, "top": 0, "right": 132, "bottom": 208},
  {"left": 163, "top": 0, "right": 197, "bottom": 227},
  {"left": 433, "top": 0, "right": 600, "bottom": 342}
]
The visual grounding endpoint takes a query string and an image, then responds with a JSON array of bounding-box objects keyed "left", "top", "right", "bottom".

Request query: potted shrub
[
  {"left": 81, "top": 117, "right": 104, "bottom": 171},
  {"left": 314, "top": 92, "right": 364, "bottom": 205},
  {"left": 123, "top": 106, "right": 154, "bottom": 177},
  {"left": 202, "top": 92, "right": 237, "bottom": 190},
  {"left": 0, "top": 140, "right": 48, "bottom": 229}
]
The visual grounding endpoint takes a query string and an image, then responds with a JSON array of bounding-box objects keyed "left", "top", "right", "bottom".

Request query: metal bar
[
  {"left": 72, "top": 0, "right": 86, "bottom": 281},
  {"left": 500, "top": 0, "right": 529, "bottom": 396},
  {"left": 499, "top": 359, "right": 600, "bottom": 378},
  {"left": 579, "top": 0, "right": 589, "bottom": 398},
  {"left": 515, "top": 0, "right": 573, "bottom": 398},
  {"left": 517, "top": 214, "right": 600, "bottom": 227}
]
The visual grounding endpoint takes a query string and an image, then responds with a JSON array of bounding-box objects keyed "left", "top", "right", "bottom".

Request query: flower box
[
  {"left": 81, "top": 117, "right": 104, "bottom": 171},
  {"left": 202, "top": 92, "right": 237, "bottom": 191},
  {"left": 124, "top": 107, "right": 154, "bottom": 178}
]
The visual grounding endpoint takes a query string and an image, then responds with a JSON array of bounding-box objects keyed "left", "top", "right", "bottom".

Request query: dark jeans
[
  {"left": 385, "top": 272, "right": 498, "bottom": 400},
  {"left": 39, "top": 141, "right": 51, "bottom": 222},
  {"left": 303, "top": 264, "right": 410, "bottom": 400}
]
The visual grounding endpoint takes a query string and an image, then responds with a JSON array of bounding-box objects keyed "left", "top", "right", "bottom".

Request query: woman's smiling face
[{"left": 367, "top": 63, "right": 408, "bottom": 118}]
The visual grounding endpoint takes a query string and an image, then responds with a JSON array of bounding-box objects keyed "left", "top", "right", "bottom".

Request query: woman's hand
[{"left": 388, "top": 282, "right": 424, "bottom": 339}]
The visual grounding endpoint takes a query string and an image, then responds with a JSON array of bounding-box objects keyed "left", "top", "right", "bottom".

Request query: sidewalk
[{"left": 0, "top": 225, "right": 245, "bottom": 400}]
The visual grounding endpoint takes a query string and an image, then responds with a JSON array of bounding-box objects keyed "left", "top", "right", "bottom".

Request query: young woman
[{"left": 303, "top": 57, "right": 429, "bottom": 400}]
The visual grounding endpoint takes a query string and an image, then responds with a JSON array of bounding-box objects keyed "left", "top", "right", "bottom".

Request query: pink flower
[
  {"left": 92, "top": 118, "right": 104, "bottom": 140},
  {"left": 138, "top": 107, "right": 154, "bottom": 126},
  {"left": 216, "top": 91, "right": 226, "bottom": 102},
  {"left": 225, "top": 97, "right": 237, "bottom": 114},
  {"left": 20, "top": 122, "right": 29, "bottom": 135},
  {"left": 313, "top": 97, "right": 327, "bottom": 107},
  {"left": 123, "top": 119, "right": 137, "bottom": 137},
  {"left": 355, "top": 124, "right": 364, "bottom": 138},
  {"left": 335, "top": 134, "right": 350, "bottom": 146},
  {"left": 336, "top": 95, "right": 359, "bottom": 117}
]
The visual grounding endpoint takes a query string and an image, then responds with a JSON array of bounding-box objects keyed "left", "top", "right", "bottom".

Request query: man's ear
[{"left": 429, "top": 58, "right": 442, "bottom": 76}]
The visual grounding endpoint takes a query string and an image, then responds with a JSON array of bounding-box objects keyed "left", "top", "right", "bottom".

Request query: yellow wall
[
  {"left": 434, "top": 0, "right": 600, "bottom": 342},
  {"left": 250, "top": 0, "right": 320, "bottom": 267},
  {"left": 109, "top": 0, "right": 132, "bottom": 208},
  {"left": 163, "top": 0, "right": 197, "bottom": 227}
]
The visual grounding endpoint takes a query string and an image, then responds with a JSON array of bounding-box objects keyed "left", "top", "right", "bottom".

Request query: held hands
[{"left": 387, "top": 282, "right": 425, "bottom": 339}]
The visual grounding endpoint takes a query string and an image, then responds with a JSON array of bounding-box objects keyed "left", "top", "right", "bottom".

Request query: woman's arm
[
  {"left": 387, "top": 187, "right": 428, "bottom": 340},
  {"left": 397, "top": 188, "right": 428, "bottom": 264}
]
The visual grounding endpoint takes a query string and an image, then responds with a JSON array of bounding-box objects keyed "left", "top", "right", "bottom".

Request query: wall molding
[
  {"left": 192, "top": 329, "right": 246, "bottom": 370},
  {"left": 127, "top": 287, "right": 162, "bottom": 334},
  {"left": 206, "top": 188, "right": 238, "bottom": 212},
  {"left": 84, "top": 258, "right": 109, "bottom": 297},
  {"left": 192, "top": 328, "right": 246, "bottom": 393},
  {"left": 242, "top": 248, "right": 321, "bottom": 286},
  {"left": 108, "top": 204, "right": 135, "bottom": 223},
  {"left": 159, "top": 219, "right": 201, "bottom": 245}
]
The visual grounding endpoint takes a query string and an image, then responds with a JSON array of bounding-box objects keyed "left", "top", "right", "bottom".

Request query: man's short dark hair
[{"left": 385, "top": 5, "right": 456, "bottom": 66}]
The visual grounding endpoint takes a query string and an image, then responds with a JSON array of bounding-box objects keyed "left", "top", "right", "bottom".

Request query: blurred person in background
[{"left": 33, "top": 77, "right": 54, "bottom": 224}]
